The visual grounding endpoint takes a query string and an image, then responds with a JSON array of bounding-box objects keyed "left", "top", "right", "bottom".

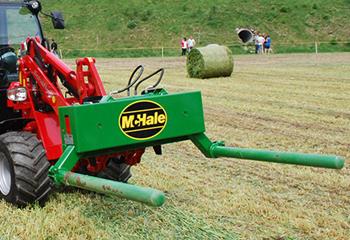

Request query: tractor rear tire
[
  {"left": 0, "top": 132, "right": 51, "bottom": 207},
  {"left": 98, "top": 157, "right": 131, "bottom": 183}
]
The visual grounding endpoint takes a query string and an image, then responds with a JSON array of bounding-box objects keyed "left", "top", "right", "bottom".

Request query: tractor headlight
[{"left": 7, "top": 88, "right": 27, "bottom": 102}]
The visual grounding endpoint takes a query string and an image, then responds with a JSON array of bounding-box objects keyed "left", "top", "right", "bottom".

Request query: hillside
[{"left": 40, "top": 0, "right": 350, "bottom": 55}]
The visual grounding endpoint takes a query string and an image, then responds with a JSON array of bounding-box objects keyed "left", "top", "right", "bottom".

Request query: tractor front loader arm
[
  {"left": 23, "top": 37, "right": 106, "bottom": 105},
  {"left": 12, "top": 37, "right": 109, "bottom": 160}
]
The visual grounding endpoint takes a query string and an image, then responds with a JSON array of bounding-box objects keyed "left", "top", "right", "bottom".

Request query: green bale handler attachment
[{"left": 49, "top": 89, "right": 345, "bottom": 207}]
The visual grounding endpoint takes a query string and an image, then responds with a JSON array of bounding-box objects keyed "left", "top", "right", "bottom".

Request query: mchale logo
[
  {"left": 119, "top": 100, "right": 167, "bottom": 140},
  {"left": 121, "top": 112, "right": 166, "bottom": 129}
]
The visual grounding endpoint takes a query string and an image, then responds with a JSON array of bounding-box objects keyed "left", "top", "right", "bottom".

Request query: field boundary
[{"left": 59, "top": 41, "right": 350, "bottom": 58}]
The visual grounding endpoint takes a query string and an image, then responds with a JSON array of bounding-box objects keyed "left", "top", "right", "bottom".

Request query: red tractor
[
  {"left": 0, "top": 0, "right": 134, "bottom": 205},
  {"left": 0, "top": 1, "right": 344, "bottom": 208}
]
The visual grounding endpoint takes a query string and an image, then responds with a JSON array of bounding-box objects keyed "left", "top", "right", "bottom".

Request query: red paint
[{"left": 6, "top": 37, "right": 145, "bottom": 172}]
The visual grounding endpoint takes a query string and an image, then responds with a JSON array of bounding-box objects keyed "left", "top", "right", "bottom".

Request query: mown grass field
[{"left": 0, "top": 53, "right": 349, "bottom": 239}]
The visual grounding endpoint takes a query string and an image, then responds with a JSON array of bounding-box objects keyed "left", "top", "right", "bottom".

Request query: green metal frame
[
  {"left": 58, "top": 91, "right": 205, "bottom": 154},
  {"left": 49, "top": 90, "right": 345, "bottom": 207}
]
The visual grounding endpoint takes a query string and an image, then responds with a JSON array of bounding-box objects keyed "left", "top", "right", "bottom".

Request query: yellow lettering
[
  {"left": 158, "top": 114, "right": 166, "bottom": 124},
  {"left": 136, "top": 113, "right": 147, "bottom": 126},
  {"left": 123, "top": 110, "right": 166, "bottom": 131},
  {"left": 146, "top": 115, "right": 154, "bottom": 125},
  {"left": 122, "top": 115, "right": 134, "bottom": 129},
  {"left": 154, "top": 112, "right": 158, "bottom": 124}
]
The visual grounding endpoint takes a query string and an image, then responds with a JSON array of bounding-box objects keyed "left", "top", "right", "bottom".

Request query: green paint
[
  {"left": 56, "top": 171, "right": 165, "bottom": 207},
  {"left": 211, "top": 146, "right": 344, "bottom": 169},
  {"left": 49, "top": 145, "right": 165, "bottom": 206},
  {"left": 49, "top": 90, "right": 345, "bottom": 207},
  {"left": 58, "top": 91, "right": 205, "bottom": 153},
  {"left": 190, "top": 133, "right": 344, "bottom": 169}
]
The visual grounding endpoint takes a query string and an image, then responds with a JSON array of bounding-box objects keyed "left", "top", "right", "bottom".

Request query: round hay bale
[{"left": 187, "top": 44, "right": 233, "bottom": 79}]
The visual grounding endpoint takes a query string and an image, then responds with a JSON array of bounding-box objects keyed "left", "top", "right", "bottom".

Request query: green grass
[
  {"left": 0, "top": 53, "right": 349, "bottom": 239},
  {"left": 40, "top": 0, "right": 350, "bottom": 57},
  {"left": 59, "top": 42, "right": 350, "bottom": 58},
  {"left": 0, "top": 192, "right": 235, "bottom": 239}
]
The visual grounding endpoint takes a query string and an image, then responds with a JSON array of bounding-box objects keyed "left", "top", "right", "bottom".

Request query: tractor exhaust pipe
[
  {"left": 236, "top": 28, "right": 254, "bottom": 44},
  {"left": 56, "top": 170, "right": 165, "bottom": 207}
]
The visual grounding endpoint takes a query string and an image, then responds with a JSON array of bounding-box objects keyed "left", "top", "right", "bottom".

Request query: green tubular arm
[
  {"left": 55, "top": 170, "right": 165, "bottom": 207},
  {"left": 49, "top": 146, "right": 165, "bottom": 207},
  {"left": 190, "top": 133, "right": 345, "bottom": 169}
]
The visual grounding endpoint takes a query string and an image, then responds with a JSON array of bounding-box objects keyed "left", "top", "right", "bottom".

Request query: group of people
[
  {"left": 181, "top": 36, "right": 196, "bottom": 56},
  {"left": 254, "top": 32, "right": 272, "bottom": 54}
]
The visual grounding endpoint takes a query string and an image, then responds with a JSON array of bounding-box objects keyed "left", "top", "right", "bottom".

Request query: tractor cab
[
  {"left": 0, "top": 0, "right": 63, "bottom": 133},
  {"left": 0, "top": 1, "right": 45, "bottom": 84}
]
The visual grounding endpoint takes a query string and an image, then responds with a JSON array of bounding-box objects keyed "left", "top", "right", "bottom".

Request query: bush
[
  {"left": 208, "top": 6, "right": 217, "bottom": 20},
  {"left": 280, "top": 6, "right": 289, "bottom": 13},
  {"left": 141, "top": 9, "right": 152, "bottom": 21},
  {"left": 330, "top": 39, "right": 338, "bottom": 45},
  {"left": 127, "top": 20, "right": 137, "bottom": 29}
]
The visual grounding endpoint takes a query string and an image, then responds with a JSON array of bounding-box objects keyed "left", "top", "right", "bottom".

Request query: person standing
[
  {"left": 254, "top": 32, "right": 260, "bottom": 54},
  {"left": 50, "top": 39, "right": 59, "bottom": 57},
  {"left": 257, "top": 34, "right": 265, "bottom": 54},
  {"left": 181, "top": 37, "right": 188, "bottom": 56},
  {"left": 187, "top": 36, "right": 196, "bottom": 52},
  {"left": 264, "top": 34, "right": 272, "bottom": 54}
]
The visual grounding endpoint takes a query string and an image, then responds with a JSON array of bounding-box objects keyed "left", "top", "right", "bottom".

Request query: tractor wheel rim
[{"left": 0, "top": 153, "right": 11, "bottom": 195}]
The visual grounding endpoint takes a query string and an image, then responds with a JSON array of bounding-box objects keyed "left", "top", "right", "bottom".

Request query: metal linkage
[
  {"left": 110, "top": 66, "right": 164, "bottom": 96},
  {"left": 110, "top": 65, "right": 144, "bottom": 96},
  {"left": 134, "top": 68, "right": 164, "bottom": 95}
]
